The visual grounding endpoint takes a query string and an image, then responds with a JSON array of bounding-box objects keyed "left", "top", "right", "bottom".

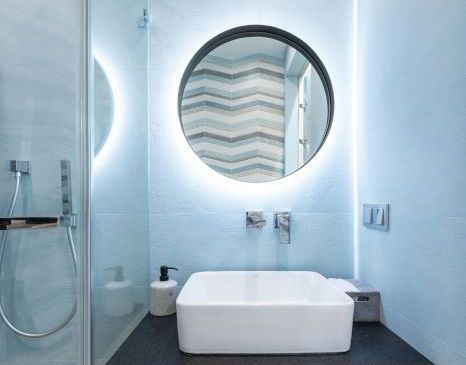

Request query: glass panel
[
  {"left": 89, "top": 0, "right": 149, "bottom": 364},
  {"left": 0, "top": 1, "right": 84, "bottom": 364}
]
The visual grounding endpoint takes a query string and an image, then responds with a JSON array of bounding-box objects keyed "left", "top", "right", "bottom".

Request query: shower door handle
[{"left": 0, "top": 214, "right": 76, "bottom": 230}]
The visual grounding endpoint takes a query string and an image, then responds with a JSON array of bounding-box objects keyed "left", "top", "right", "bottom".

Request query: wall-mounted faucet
[
  {"left": 246, "top": 211, "right": 266, "bottom": 228},
  {"left": 274, "top": 212, "right": 290, "bottom": 244}
]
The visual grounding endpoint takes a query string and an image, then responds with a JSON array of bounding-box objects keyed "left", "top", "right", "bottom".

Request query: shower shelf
[{"left": 0, "top": 214, "right": 76, "bottom": 230}]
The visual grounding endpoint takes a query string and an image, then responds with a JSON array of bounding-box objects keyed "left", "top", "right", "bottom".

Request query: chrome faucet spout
[{"left": 246, "top": 211, "right": 266, "bottom": 228}]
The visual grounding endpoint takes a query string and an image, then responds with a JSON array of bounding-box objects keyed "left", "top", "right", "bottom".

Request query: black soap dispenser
[{"left": 150, "top": 265, "right": 178, "bottom": 316}]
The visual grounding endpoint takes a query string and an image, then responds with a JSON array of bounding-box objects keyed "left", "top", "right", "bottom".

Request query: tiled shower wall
[
  {"left": 0, "top": 0, "right": 83, "bottom": 364},
  {"left": 182, "top": 54, "right": 286, "bottom": 182}
]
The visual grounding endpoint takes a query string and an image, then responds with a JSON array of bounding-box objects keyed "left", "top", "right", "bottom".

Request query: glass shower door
[
  {"left": 0, "top": 1, "right": 86, "bottom": 364},
  {"left": 89, "top": 1, "right": 149, "bottom": 364}
]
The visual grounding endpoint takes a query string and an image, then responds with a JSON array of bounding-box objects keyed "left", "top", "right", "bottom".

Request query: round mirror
[
  {"left": 93, "top": 59, "right": 114, "bottom": 155},
  {"left": 179, "top": 26, "right": 333, "bottom": 183}
]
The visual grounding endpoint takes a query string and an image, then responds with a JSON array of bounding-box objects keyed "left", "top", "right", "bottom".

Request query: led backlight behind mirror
[{"left": 178, "top": 26, "right": 334, "bottom": 183}]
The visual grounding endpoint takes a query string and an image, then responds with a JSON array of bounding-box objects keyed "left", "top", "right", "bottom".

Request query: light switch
[
  {"left": 362, "top": 204, "right": 389, "bottom": 231},
  {"left": 376, "top": 208, "right": 384, "bottom": 225},
  {"left": 363, "top": 206, "right": 373, "bottom": 224}
]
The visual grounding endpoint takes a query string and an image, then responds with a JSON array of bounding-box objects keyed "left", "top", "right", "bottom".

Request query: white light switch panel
[
  {"left": 363, "top": 206, "right": 373, "bottom": 224},
  {"left": 376, "top": 209, "right": 384, "bottom": 225},
  {"left": 363, "top": 204, "right": 389, "bottom": 231}
]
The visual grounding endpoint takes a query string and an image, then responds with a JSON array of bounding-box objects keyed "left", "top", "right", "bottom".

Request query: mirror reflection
[
  {"left": 93, "top": 59, "right": 114, "bottom": 155},
  {"left": 180, "top": 36, "right": 331, "bottom": 182}
]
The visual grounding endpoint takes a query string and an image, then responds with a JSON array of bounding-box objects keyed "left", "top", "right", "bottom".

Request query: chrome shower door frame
[{"left": 81, "top": 0, "right": 92, "bottom": 364}]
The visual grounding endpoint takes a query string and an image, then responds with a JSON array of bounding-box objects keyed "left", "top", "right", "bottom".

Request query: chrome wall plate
[
  {"left": 9, "top": 160, "right": 31, "bottom": 175},
  {"left": 61, "top": 160, "right": 73, "bottom": 215},
  {"left": 274, "top": 212, "right": 290, "bottom": 244},
  {"left": 246, "top": 211, "right": 266, "bottom": 228}
]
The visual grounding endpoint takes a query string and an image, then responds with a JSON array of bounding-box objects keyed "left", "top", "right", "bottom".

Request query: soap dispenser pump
[
  {"left": 160, "top": 265, "right": 178, "bottom": 281},
  {"left": 103, "top": 266, "right": 133, "bottom": 317},
  {"left": 150, "top": 266, "right": 178, "bottom": 316}
]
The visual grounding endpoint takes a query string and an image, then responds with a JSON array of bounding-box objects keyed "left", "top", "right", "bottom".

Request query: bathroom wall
[
  {"left": 149, "top": 0, "right": 354, "bottom": 285},
  {"left": 357, "top": 1, "right": 466, "bottom": 364},
  {"left": 0, "top": 0, "right": 83, "bottom": 364},
  {"left": 90, "top": 0, "right": 149, "bottom": 364}
]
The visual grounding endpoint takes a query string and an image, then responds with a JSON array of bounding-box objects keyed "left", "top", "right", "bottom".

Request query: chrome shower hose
[{"left": 0, "top": 172, "right": 77, "bottom": 338}]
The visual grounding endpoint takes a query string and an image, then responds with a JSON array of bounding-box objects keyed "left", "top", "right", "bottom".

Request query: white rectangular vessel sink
[{"left": 176, "top": 271, "right": 354, "bottom": 354}]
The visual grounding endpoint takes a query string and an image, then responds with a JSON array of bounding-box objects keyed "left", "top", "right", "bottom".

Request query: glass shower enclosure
[
  {"left": 89, "top": 0, "right": 149, "bottom": 363},
  {"left": 0, "top": 1, "right": 149, "bottom": 364}
]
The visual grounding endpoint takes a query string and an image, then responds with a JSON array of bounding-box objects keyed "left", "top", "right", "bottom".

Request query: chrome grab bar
[{"left": 0, "top": 214, "right": 76, "bottom": 230}]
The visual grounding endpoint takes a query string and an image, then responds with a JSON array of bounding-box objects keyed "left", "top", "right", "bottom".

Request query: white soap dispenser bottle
[
  {"left": 103, "top": 266, "right": 133, "bottom": 317},
  {"left": 150, "top": 266, "right": 178, "bottom": 316}
]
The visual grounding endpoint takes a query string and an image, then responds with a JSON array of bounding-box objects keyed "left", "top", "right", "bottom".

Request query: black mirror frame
[{"left": 178, "top": 25, "right": 334, "bottom": 182}]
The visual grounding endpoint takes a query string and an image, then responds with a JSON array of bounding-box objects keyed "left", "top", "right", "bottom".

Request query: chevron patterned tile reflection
[{"left": 182, "top": 53, "right": 286, "bottom": 182}]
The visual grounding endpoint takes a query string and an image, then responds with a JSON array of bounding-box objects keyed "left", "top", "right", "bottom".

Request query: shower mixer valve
[
  {"left": 0, "top": 160, "right": 76, "bottom": 230},
  {"left": 9, "top": 160, "right": 31, "bottom": 175}
]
